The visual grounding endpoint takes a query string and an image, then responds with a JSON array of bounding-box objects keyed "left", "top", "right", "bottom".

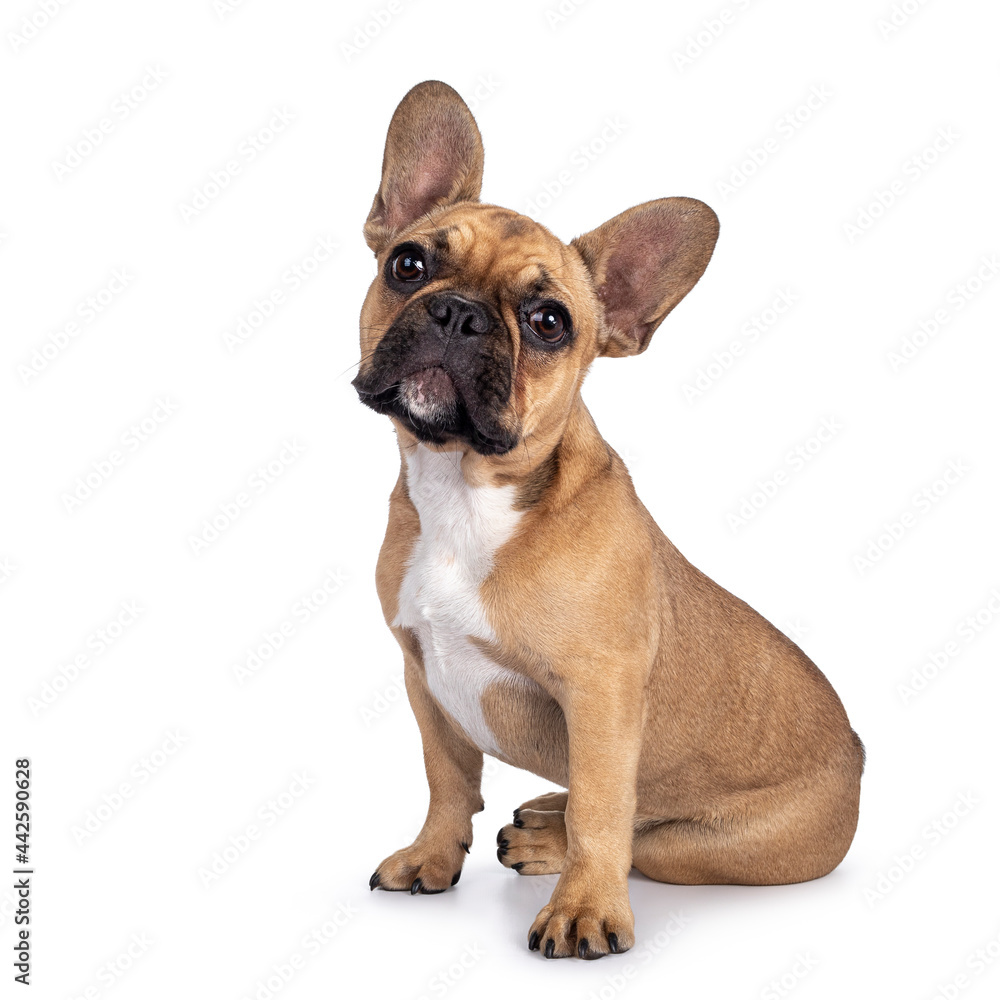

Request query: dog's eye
[
  {"left": 527, "top": 306, "right": 567, "bottom": 344},
  {"left": 391, "top": 249, "right": 427, "bottom": 283}
]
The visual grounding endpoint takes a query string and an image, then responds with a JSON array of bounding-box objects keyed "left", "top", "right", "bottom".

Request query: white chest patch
[{"left": 393, "top": 445, "right": 527, "bottom": 755}]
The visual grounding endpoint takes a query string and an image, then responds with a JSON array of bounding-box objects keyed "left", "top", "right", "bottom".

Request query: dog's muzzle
[{"left": 353, "top": 293, "right": 519, "bottom": 455}]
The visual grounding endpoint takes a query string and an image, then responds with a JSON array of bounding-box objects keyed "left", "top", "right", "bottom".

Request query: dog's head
[{"left": 353, "top": 81, "right": 719, "bottom": 459}]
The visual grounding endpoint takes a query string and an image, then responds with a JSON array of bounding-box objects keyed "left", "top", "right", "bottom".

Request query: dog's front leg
[
  {"left": 370, "top": 651, "right": 484, "bottom": 894},
  {"left": 528, "top": 678, "right": 642, "bottom": 959}
]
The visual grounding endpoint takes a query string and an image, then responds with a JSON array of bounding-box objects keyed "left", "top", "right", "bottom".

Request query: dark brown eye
[
  {"left": 527, "top": 306, "right": 567, "bottom": 343},
  {"left": 391, "top": 249, "right": 427, "bottom": 282}
]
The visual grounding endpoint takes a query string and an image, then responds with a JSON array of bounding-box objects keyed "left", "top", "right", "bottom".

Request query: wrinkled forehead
[{"left": 404, "top": 203, "right": 587, "bottom": 303}]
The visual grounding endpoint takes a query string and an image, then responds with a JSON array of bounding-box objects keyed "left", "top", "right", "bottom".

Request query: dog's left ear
[
  {"left": 572, "top": 197, "right": 719, "bottom": 357},
  {"left": 364, "top": 80, "right": 484, "bottom": 253}
]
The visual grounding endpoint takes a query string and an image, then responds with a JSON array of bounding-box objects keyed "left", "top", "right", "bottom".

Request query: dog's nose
[{"left": 425, "top": 294, "right": 492, "bottom": 337}]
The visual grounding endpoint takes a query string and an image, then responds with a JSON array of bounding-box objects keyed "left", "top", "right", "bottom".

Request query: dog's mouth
[{"left": 353, "top": 365, "right": 517, "bottom": 456}]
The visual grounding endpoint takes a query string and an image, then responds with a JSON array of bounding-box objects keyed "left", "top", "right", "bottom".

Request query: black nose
[{"left": 425, "top": 294, "right": 492, "bottom": 337}]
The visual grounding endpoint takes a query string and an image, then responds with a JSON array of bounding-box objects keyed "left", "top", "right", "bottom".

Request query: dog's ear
[
  {"left": 571, "top": 197, "right": 719, "bottom": 358},
  {"left": 364, "top": 81, "right": 484, "bottom": 253}
]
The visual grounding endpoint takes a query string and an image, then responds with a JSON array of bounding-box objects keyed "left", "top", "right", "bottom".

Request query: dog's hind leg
[
  {"left": 497, "top": 805, "right": 568, "bottom": 875},
  {"left": 514, "top": 790, "right": 568, "bottom": 814},
  {"left": 631, "top": 773, "right": 860, "bottom": 886}
]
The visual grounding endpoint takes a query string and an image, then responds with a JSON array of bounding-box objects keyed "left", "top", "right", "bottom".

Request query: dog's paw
[
  {"left": 369, "top": 838, "right": 469, "bottom": 894},
  {"left": 527, "top": 880, "right": 634, "bottom": 960},
  {"left": 496, "top": 808, "right": 567, "bottom": 875},
  {"left": 514, "top": 790, "right": 568, "bottom": 814}
]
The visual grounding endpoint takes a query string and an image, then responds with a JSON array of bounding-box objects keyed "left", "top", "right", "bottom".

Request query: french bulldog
[{"left": 354, "top": 80, "right": 863, "bottom": 960}]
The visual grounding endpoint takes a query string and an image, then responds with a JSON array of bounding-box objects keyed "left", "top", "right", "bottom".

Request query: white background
[{"left": 2, "top": 0, "right": 999, "bottom": 997}]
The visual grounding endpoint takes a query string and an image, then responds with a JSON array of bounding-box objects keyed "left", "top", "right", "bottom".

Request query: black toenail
[
  {"left": 497, "top": 847, "right": 507, "bottom": 860},
  {"left": 460, "top": 841, "right": 470, "bottom": 854},
  {"left": 513, "top": 817, "right": 524, "bottom": 828},
  {"left": 512, "top": 862, "right": 524, "bottom": 872},
  {"left": 545, "top": 938, "right": 555, "bottom": 959},
  {"left": 369, "top": 871, "right": 380, "bottom": 890},
  {"left": 496, "top": 828, "right": 505, "bottom": 844},
  {"left": 608, "top": 932, "right": 619, "bottom": 954},
  {"left": 528, "top": 931, "right": 540, "bottom": 951},
  {"left": 410, "top": 878, "right": 422, "bottom": 895},
  {"left": 578, "top": 938, "right": 589, "bottom": 959},
  {"left": 513, "top": 808, "right": 521, "bottom": 819},
  {"left": 451, "top": 870, "right": 461, "bottom": 886}
]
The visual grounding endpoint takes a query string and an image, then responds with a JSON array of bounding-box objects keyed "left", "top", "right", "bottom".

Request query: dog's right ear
[{"left": 364, "top": 81, "right": 484, "bottom": 254}]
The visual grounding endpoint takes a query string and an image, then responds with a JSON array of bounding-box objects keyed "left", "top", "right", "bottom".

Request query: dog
[{"left": 353, "top": 80, "right": 863, "bottom": 960}]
